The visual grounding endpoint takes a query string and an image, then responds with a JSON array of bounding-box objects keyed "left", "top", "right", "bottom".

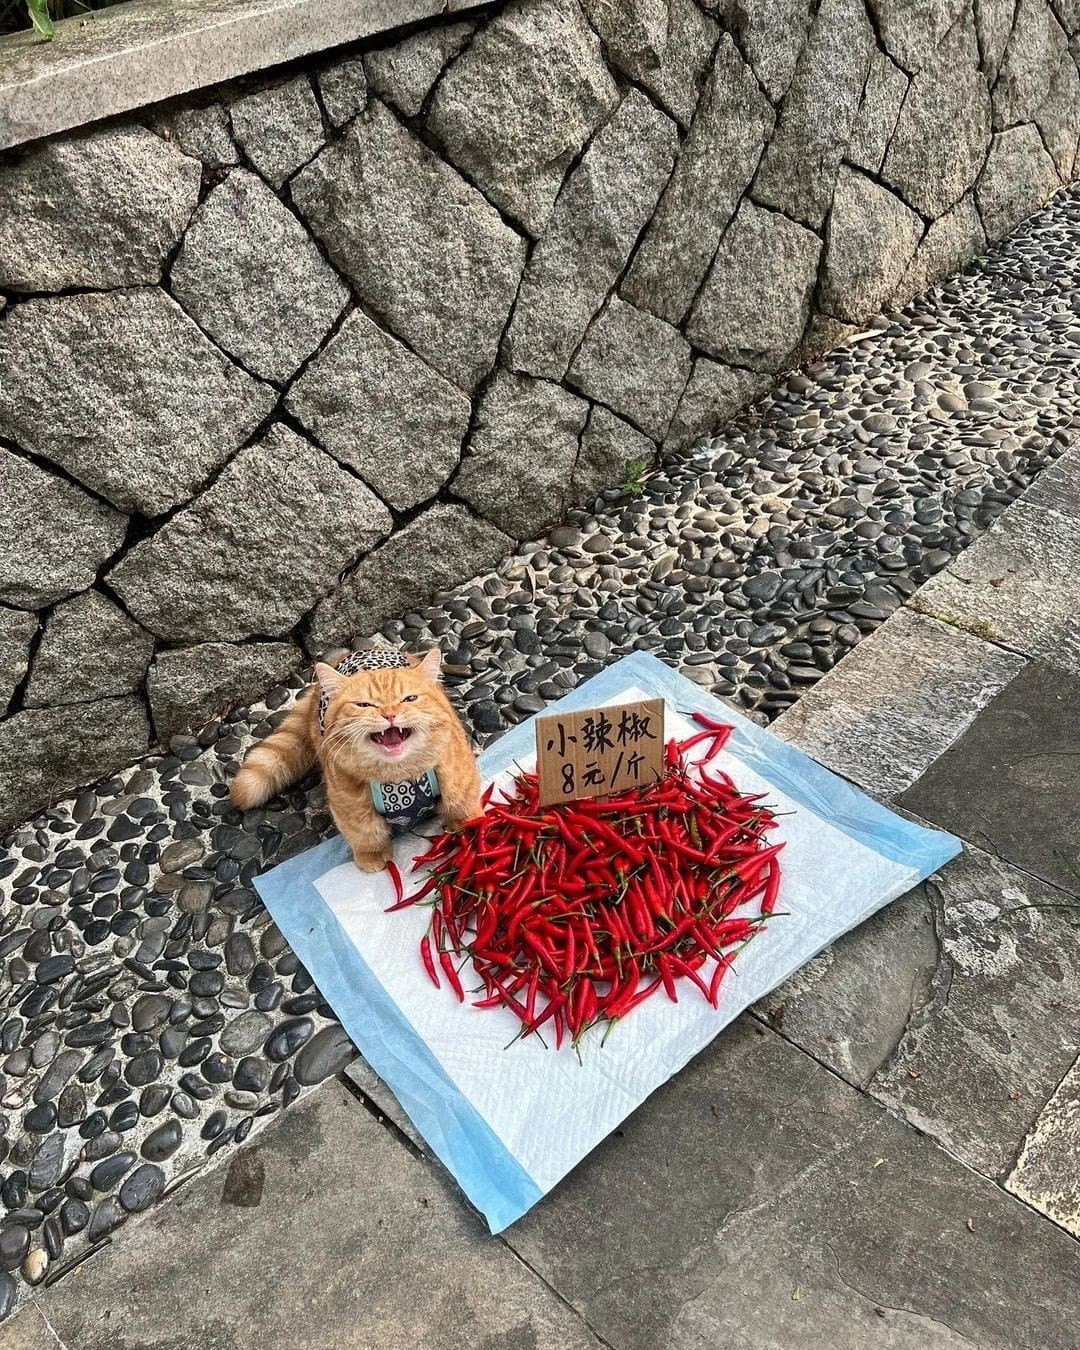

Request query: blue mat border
[
  {"left": 254, "top": 835, "right": 543, "bottom": 1233},
  {"left": 254, "top": 652, "right": 960, "bottom": 1232}
]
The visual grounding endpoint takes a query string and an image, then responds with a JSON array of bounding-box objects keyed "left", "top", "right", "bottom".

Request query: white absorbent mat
[{"left": 254, "top": 652, "right": 959, "bottom": 1231}]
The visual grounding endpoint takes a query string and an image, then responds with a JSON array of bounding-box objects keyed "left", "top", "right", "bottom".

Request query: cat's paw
[
  {"left": 353, "top": 848, "right": 391, "bottom": 873},
  {"left": 439, "top": 801, "right": 478, "bottom": 832}
]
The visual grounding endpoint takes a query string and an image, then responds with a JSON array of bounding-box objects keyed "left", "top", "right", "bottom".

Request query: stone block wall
[{"left": 1, "top": 0, "right": 1078, "bottom": 827}]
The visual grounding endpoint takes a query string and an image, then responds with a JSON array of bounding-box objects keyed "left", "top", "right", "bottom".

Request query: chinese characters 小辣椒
[{"left": 536, "top": 698, "right": 664, "bottom": 805}]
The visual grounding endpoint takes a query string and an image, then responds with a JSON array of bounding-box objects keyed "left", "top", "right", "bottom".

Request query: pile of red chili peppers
[{"left": 385, "top": 711, "right": 784, "bottom": 1050}]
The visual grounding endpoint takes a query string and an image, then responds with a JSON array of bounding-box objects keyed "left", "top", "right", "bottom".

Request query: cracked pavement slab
[
  {"left": 909, "top": 494, "right": 1080, "bottom": 677},
  {"left": 902, "top": 659, "right": 1080, "bottom": 897},
  {"left": 755, "top": 884, "right": 939, "bottom": 1088},
  {"left": 772, "top": 607, "right": 1027, "bottom": 799},
  {"left": 1020, "top": 440, "right": 1080, "bottom": 520},
  {"left": 0, "top": 1303, "right": 57, "bottom": 1350},
  {"left": 866, "top": 845, "right": 1080, "bottom": 1179},
  {"left": 770, "top": 658, "right": 1080, "bottom": 1147},
  {"left": 504, "top": 1018, "right": 1080, "bottom": 1350},
  {"left": 26, "top": 1080, "right": 603, "bottom": 1350},
  {"left": 1008, "top": 1057, "right": 1080, "bottom": 1239}
]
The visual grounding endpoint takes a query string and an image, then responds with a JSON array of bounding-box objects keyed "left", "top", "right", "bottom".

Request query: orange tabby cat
[{"left": 230, "top": 648, "right": 481, "bottom": 871}]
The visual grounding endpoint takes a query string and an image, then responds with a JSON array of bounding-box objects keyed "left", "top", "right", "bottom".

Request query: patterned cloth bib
[
  {"left": 318, "top": 648, "right": 441, "bottom": 832},
  {"left": 371, "top": 768, "right": 441, "bottom": 830}
]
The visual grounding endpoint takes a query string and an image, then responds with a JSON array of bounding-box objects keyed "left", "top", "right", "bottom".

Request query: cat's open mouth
[{"left": 369, "top": 726, "right": 413, "bottom": 757}]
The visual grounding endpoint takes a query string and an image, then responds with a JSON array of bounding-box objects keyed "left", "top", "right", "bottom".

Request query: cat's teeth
[{"left": 370, "top": 726, "right": 413, "bottom": 752}]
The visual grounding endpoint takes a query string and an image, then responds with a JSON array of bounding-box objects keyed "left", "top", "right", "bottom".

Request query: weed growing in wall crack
[
  {"left": 1, "top": 0, "right": 126, "bottom": 39},
  {"left": 617, "top": 458, "right": 651, "bottom": 498}
]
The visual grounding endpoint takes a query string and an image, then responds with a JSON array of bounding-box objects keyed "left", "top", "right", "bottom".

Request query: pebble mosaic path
[{"left": 0, "top": 186, "right": 1078, "bottom": 1320}]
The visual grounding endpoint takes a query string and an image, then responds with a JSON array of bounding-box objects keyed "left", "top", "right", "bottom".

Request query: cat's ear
[
  {"left": 417, "top": 647, "right": 442, "bottom": 683},
  {"left": 313, "top": 662, "right": 346, "bottom": 700}
]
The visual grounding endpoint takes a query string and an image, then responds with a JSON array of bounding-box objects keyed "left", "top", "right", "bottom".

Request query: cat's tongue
[{"left": 372, "top": 725, "right": 411, "bottom": 757}]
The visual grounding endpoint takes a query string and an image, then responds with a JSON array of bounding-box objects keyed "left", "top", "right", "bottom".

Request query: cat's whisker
[{"left": 323, "top": 733, "right": 355, "bottom": 773}]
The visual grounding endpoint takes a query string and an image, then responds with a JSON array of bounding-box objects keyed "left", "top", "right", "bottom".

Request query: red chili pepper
[
  {"left": 676, "top": 729, "right": 722, "bottom": 757},
  {"left": 523, "top": 931, "right": 559, "bottom": 973},
  {"left": 690, "top": 710, "right": 732, "bottom": 732},
  {"left": 439, "top": 951, "right": 464, "bottom": 1002},
  {"left": 472, "top": 947, "right": 515, "bottom": 967},
  {"left": 588, "top": 818, "right": 646, "bottom": 866},
  {"left": 524, "top": 965, "right": 541, "bottom": 1024},
  {"left": 561, "top": 926, "right": 577, "bottom": 983},
  {"left": 616, "top": 975, "right": 663, "bottom": 1016},
  {"left": 420, "top": 936, "right": 439, "bottom": 988},
  {"left": 708, "top": 954, "right": 733, "bottom": 1007},
  {"left": 761, "top": 859, "right": 782, "bottom": 915},
  {"left": 713, "top": 917, "right": 761, "bottom": 944},
  {"left": 474, "top": 902, "right": 498, "bottom": 949},
  {"left": 667, "top": 953, "right": 711, "bottom": 1000},
  {"left": 396, "top": 733, "right": 784, "bottom": 1041},
  {"left": 525, "top": 988, "right": 564, "bottom": 1036}
]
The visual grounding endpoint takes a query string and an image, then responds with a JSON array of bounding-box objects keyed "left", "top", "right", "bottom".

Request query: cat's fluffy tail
[{"left": 230, "top": 688, "right": 317, "bottom": 809}]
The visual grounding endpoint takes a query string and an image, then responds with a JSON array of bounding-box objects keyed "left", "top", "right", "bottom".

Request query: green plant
[
  {"left": 1004, "top": 852, "right": 1080, "bottom": 922},
  {"left": 26, "top": 0, "right": 53, "bottom": 37},
  {"left": 618, "top": 457, "right": 651, "bottom": 498},
  {"left": 0, "top": 0, "right": 125, "bottom": 39}
]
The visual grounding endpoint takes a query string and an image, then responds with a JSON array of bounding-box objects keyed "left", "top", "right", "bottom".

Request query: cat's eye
[
  {"left": 352, "top": 701, "right": 375, "bottom": 708},
  {"left": 401, "top": 694, "right": 419, "bottom": 703}
]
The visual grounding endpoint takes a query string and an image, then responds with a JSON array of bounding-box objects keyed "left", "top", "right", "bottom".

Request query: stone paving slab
[
  {"left": 772, "top": 607, "right": 1027, "bottom": 799},
  {"left": 1020, "top": 440, "right": 1080, "bottom": 519},
  {"left": 343, "top": 1055, "right": 425, "bottom": 1152},
  {"left": 911, "top": 497, "right": 1080, "bottom": 676},
  {"left": 762, "top": 837, "right": 1080, "bottom": 1163},
  {"left": 0, "top": 1303, "right": 56, "bottom": 1349},
  {"left": 505, "top": 1017, "right": 1080, "bottom": 1350},
  {"left": 902, "top": 660, "right": 1080, "bottom": 897},
  {"left": 768, "top": 628, "right": 1080, "bottom": 1174},
  {"left": 29, "top": 1079, "right": 601, "bottom": 1350},
  {"left": 863, "top": 844, "right": 1080, "bottom": 1180},
  {"left": 1008, "top": 1057, "right": 1080, "bottom": 1238},
  {"left": 754, "top": 884, "right": 938, "bottom": 1088}
]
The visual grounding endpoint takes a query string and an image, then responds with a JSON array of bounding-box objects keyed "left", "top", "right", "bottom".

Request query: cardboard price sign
[{"left": 535, "top": 698, "right": 665, "bottom": 806}]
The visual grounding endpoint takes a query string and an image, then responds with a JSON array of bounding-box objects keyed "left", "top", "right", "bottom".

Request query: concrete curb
[{"left": 0, "top": 0, "right": 480, "bottom": 151}]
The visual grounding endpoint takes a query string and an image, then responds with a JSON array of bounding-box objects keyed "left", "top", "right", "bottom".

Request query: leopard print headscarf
[{"left": 317, "top": 647, "right": 411, "bottom": 736}]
